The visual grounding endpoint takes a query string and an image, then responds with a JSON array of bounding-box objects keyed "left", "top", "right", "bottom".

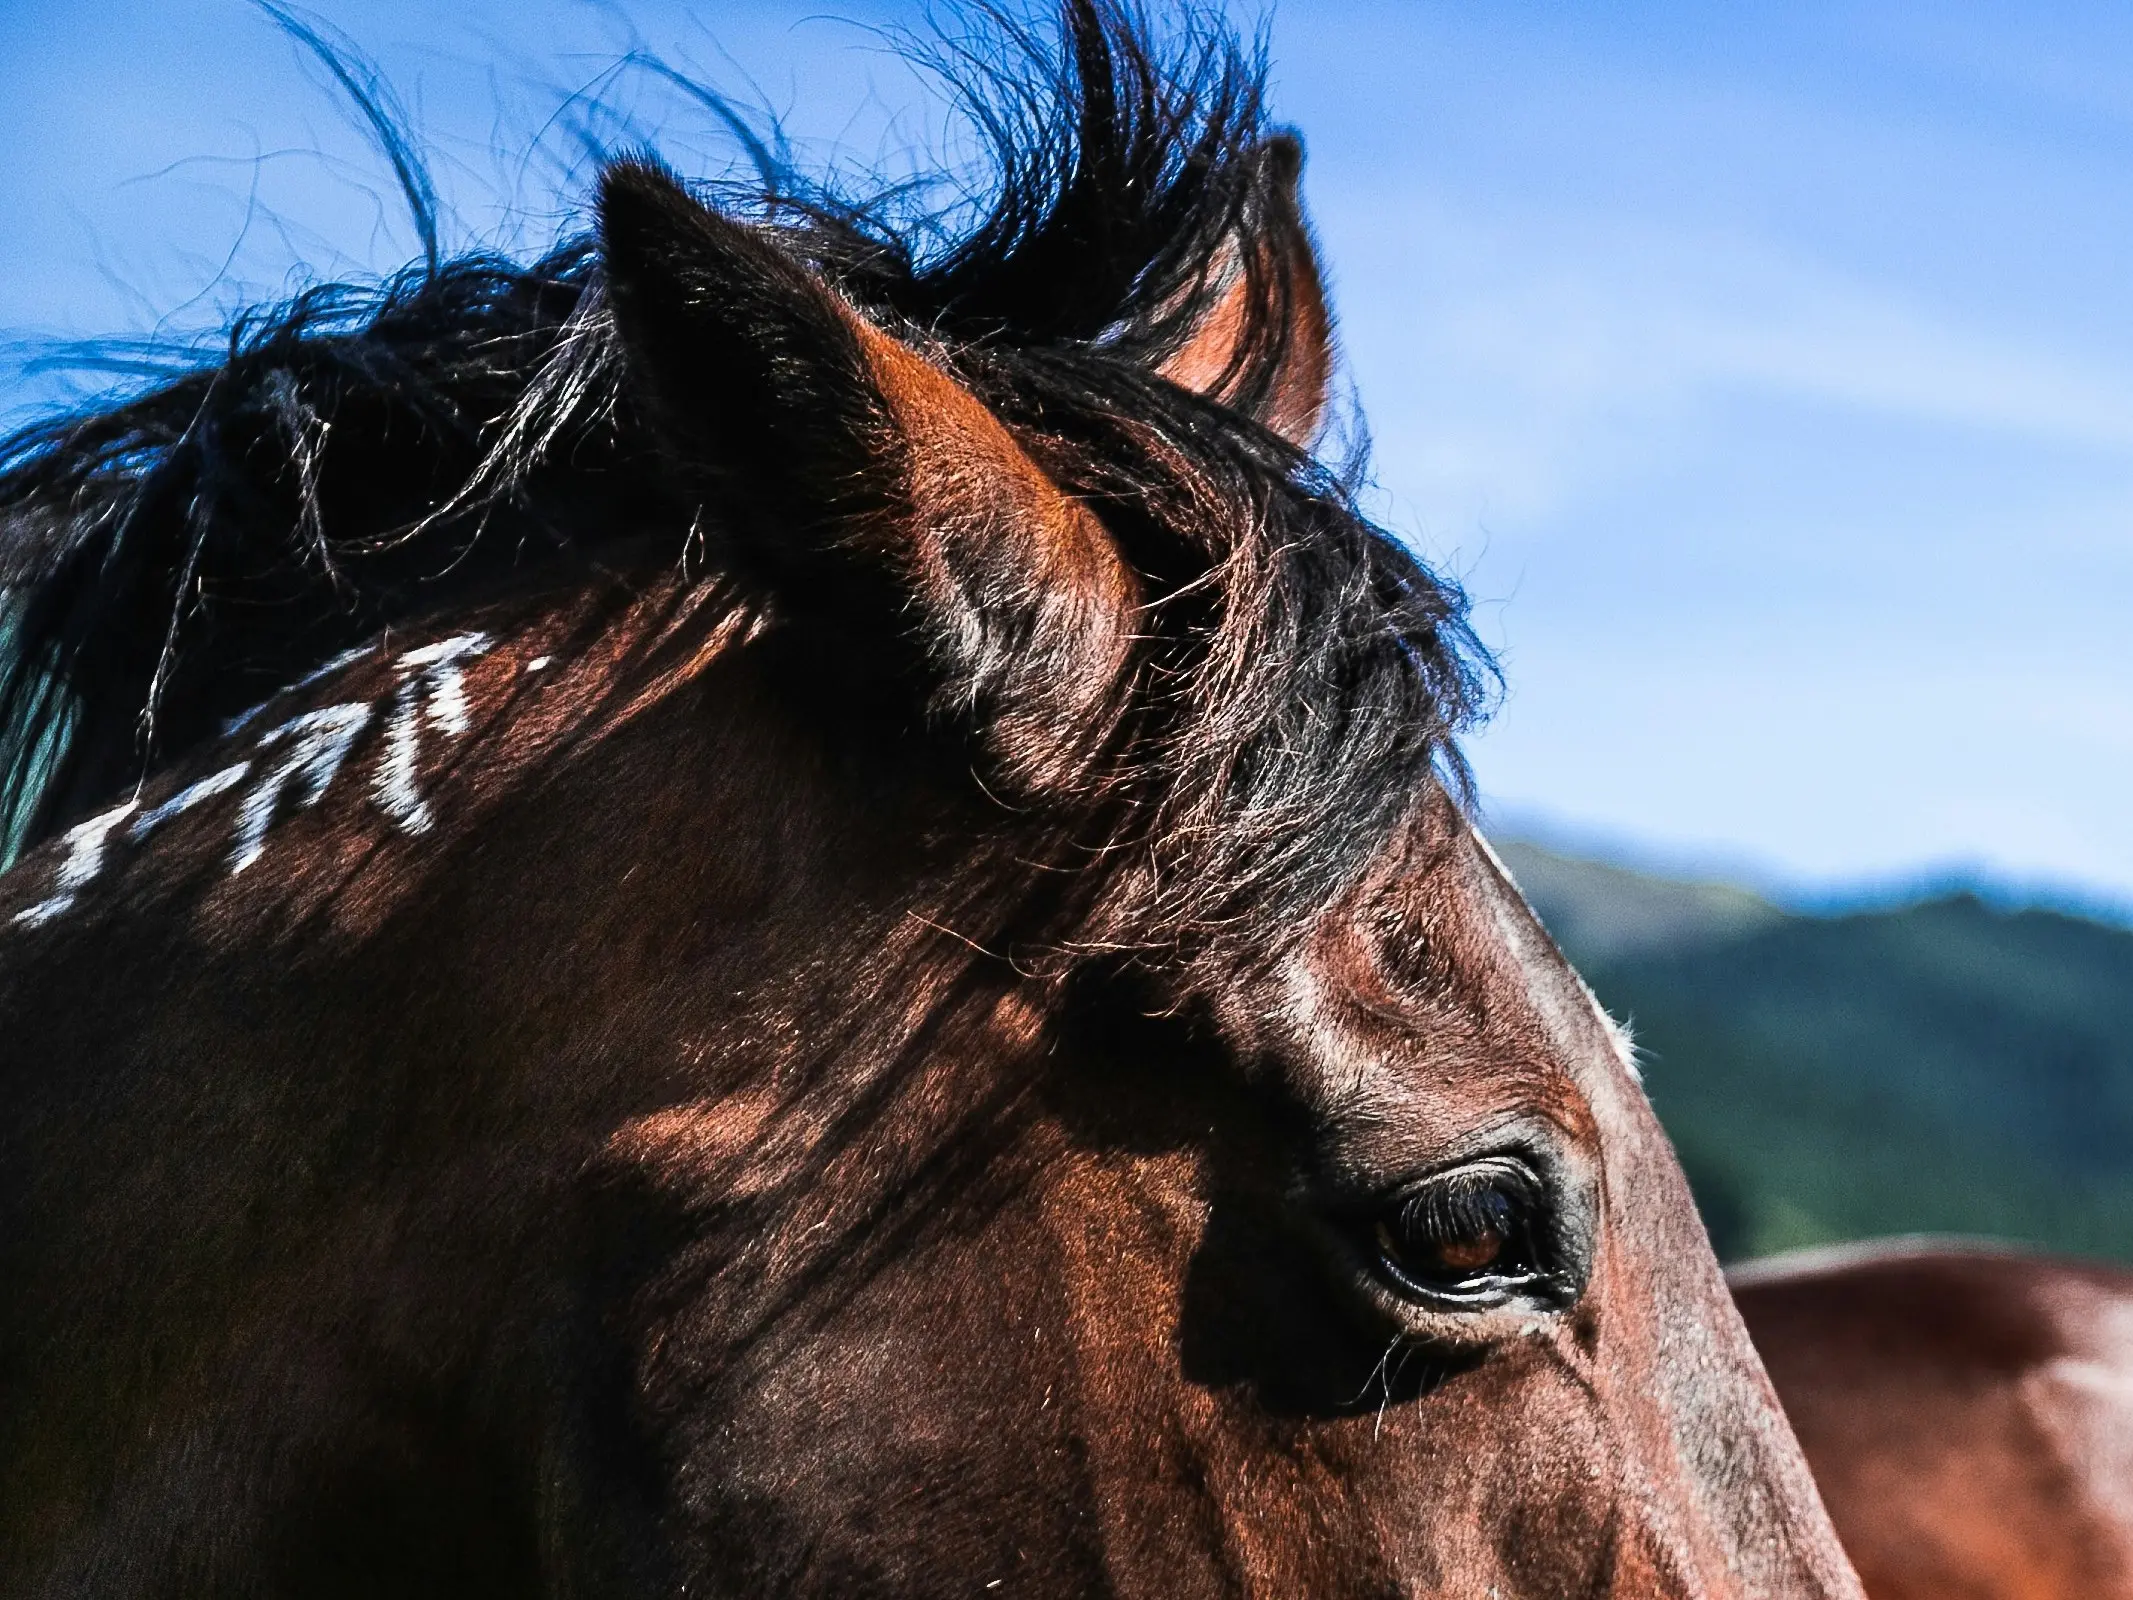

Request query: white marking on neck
[
  {"left": 128, "top": 761, "right": 252, "bottom": 844},
  {"left": 373, "top": 631, "right": 492, "bottom": 835},
  {"left": 232, "top": 703, "right": 373, "bottom": 873},
  {"left": 12, "top": 629, "right": 514, "bottom": 928},
  {"left": 222, "top": 643, "right": 376, "bottom": 736},
  {"left": 13, "top": 800, "right": 139, "bottom": 926}
]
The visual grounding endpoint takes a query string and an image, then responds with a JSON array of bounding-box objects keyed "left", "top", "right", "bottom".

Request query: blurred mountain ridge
[
  {"left": 1492, "top": 839, "right": 1786, "bottom": 963},
  {"left": 1496, "top": 837, "right": 2133, "bottom": 1263}
]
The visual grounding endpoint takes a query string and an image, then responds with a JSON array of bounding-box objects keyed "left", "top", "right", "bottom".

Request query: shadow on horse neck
[{"left": 0, "top": 4, "right": 1862, "bottom": 1595}]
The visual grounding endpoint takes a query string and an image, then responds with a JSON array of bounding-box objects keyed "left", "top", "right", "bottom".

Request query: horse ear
[
  {"left": 597, "top": 159, "right": 889, "bottom": 549},
  {"left": 597, "top": 159, "right": 1135, "bottom": 793},
  {"left": 1157, "top": 133, "right": 1334, "bottom": 450}
]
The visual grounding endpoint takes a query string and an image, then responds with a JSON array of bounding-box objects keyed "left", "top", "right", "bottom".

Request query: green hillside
[{"left": 1497, "top": 839, "right": 2133, "bottom": 1262}]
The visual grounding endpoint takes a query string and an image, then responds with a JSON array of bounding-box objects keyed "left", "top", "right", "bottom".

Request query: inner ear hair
[{"left": 1157, "top": 132, "right": 1334, "bottom": 451}]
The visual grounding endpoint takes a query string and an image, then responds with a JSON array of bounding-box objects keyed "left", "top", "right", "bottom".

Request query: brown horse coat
[
  {"left": 0, "top": 6, "right": 1863, "bottom": 1595},
  {"left": 1738, "top": 1241, "right": 2133, "bottom": 1600}
]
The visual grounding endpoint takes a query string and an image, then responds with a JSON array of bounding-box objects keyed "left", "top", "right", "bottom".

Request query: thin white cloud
[{"left": 1336, "top": 201, "right": 2133, "bottom": 524}]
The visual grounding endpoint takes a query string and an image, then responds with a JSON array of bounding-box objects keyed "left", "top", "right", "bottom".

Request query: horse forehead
[
  {"left": 1461, "top": 826, "right": 1643, "bottom": 1089},
  {"left": 1266, "top": 828, "right": 1622, "bottom": 1109}
]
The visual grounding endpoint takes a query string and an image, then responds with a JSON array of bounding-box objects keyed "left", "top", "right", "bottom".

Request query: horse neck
[
  {"left": 0, "top": 568, "right": 1079, "bottom": 1518},
  {"left": 0, "top": 564, "right": 1066, "bottom": 1244}
]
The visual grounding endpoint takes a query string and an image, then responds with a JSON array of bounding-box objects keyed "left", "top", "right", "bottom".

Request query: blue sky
[{"left": 3, "top": 1, "right": 2129, "bottom": 908}]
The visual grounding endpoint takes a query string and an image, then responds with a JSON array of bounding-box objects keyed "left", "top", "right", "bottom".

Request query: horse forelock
[{"left": 0, "top": 0, "right": 1493, "bottom": 955}]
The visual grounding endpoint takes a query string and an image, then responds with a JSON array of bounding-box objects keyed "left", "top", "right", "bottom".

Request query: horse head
[{"left": 0, "top": 6, "right": 1861, "bottom": 1595}]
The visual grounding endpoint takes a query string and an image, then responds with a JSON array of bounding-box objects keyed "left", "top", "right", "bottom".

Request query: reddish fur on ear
[
  {"left": 598, "top": 159, "right": 1135, "bottom": 795},
  {"left": 848, "top": 318, "right": 1137, "bottom": 791},
  {"left": 1158, "top": 134, "right": 1334, "bottom": 450}
]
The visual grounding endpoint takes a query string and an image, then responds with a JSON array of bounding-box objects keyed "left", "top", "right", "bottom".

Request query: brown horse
[
  {"left": 1737, "top": 1240, "right": 2133, "bottom": 1600},
  {"left": 0, "top": 5, "right": 1860, "bottom": 1594}
]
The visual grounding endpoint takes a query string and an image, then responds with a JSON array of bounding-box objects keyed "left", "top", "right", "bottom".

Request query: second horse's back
[{"left": 1734, "top": 1240, "right": 2133, "bottom": 1600}]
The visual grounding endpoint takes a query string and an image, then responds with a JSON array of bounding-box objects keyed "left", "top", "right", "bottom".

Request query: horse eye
[{"left": 1371, "top": 1159, "right": 1549, "bottom": 1306}]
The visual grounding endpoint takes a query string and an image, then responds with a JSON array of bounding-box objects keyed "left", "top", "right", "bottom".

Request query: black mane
[{"left": 0, "top": 0, "right": 1491, "bottom": 936}]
